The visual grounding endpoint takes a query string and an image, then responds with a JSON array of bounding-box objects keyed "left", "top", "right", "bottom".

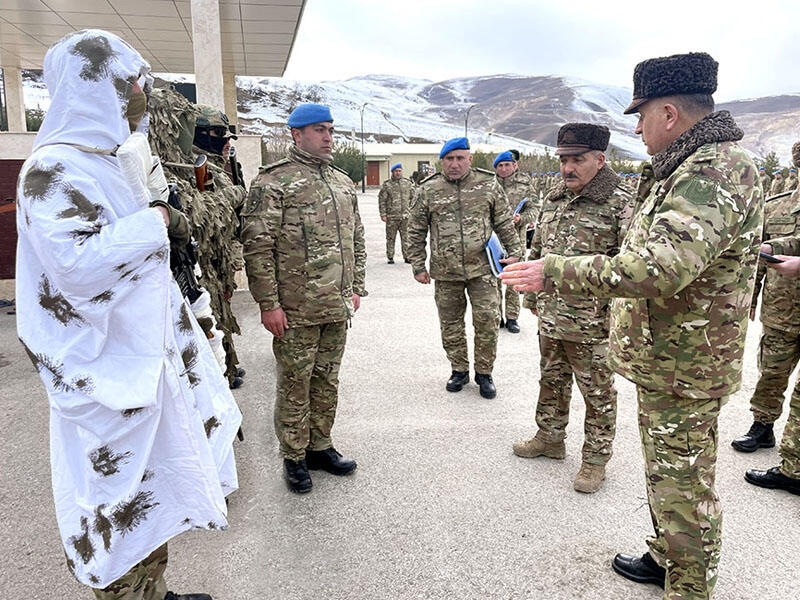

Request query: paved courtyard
[{"left": 0, "top": 190, "right": 797, "bottom": 599}]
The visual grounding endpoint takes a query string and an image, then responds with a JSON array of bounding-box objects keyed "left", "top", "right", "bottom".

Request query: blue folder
[{"left": 485, "top": 232, "right": 507, "bottom": 277}]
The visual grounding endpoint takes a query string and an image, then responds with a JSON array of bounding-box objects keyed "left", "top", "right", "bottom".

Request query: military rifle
[
  {"left": 228, "top": 145, "right": 244, "bottom": 188},
  {"left": 166, "top": 183, "right": 202, "bottom": 303},
  {"left": 194, "top": 154, "right": 209, "bottom": 192}
]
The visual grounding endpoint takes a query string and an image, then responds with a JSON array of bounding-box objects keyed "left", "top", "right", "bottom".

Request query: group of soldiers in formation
[{"left": 15, "top": 28, "right": 800, "bottom": 600}]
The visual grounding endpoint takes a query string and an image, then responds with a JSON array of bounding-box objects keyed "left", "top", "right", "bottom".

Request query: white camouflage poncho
[{"left": 15, "top": 29, "right": 241, "bottom": 588}]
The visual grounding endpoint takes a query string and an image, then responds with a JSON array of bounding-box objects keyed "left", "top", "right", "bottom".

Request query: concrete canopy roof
[{"left": 0, "top": 0, "right": 305, "bottom": 75}]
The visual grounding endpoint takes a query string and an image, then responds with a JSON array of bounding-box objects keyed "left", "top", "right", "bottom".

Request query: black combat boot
[
  {"left": 745, "top": 466, "right": 800, "bottom": 495},
  {"left": 283, "top": 458, "right": 312, "bottom": 493},
  {"left": 731, "top": 421, "right": 775, "bottom": 452},
  {"left": 611, "top": 552, "right": 666, "bottom": 589},
  {"left": 305, "top": 447, "right": 357, "bottom": 475},
  {"left": 446, "top": 370, "right": 469, "bottom": 392},
  {"left": 474, "top": 373, "right": 496, "bottom": 399},
  {"left": 505, "top": 318, "right": 520, "bottom": 333}
]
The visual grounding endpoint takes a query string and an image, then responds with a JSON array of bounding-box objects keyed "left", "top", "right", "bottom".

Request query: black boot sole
[
  {"left": 285, "top": 479, "right": 312, "bottom": 493},
  {"left": 306, "top": 462, "right": 357, "bottom": 476}
]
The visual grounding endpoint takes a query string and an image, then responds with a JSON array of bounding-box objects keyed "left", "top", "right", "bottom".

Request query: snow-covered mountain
[
  {"left": 235, "top": 73, "right": 645, "bottom": 159},
  {"left": 19, "top": 70, "right": 800, "bottom": 163}
]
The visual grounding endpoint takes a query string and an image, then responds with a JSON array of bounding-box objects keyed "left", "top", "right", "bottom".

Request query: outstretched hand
[{"left": 499, "top": 259, "right": 545, "bottom": 292}]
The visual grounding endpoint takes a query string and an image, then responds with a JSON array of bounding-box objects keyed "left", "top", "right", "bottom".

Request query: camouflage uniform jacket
[
  {"left": 770, "top": 176, "right": 785, "bottom": 196},
  {"left": 750, "top": 189, "right": 800, "bottom": 331},
  {"left": 541, "top": 111, "right": 763, "bottom": 399},
  {"left": 406, "top": 168, "right": 523, "bottom": 281},
  {"left": 786, "top": 174, "right": 798, "bottom": 192},
  {"left": 524, "top": 165, "right": 633, "bottom": 343},
  {"left": 241, "top": 146, "right": 367, "bottom": 326},
  {"left": 759, "top": 173, "right": 770, "bottom": 195},
  {"left": 147, "top": 86, "right": 245, "bottom": 338},
  {"left": 378, "top": 176, "right": 414, "bottom": 220},
  {"left": 496, "top": 169, "right": 540, "bottom": 230}
]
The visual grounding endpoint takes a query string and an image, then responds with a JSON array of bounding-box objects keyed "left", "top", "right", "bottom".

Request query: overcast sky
[{"left": 283, "top": 0, "right": 799, "bottom": 103}]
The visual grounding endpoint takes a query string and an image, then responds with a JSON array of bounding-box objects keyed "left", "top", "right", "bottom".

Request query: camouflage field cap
[
  {"left": 195, "top": 105, "right": 237, "bottom": 139},
  {"left": 623, "top": 52, "right": 718, "bottom": 115},
  {"left": 555, "top": 123, "right": 610, "bottom": 156}
]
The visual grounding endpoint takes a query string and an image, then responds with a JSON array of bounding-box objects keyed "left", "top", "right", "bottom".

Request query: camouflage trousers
[
  {"left": 496, "top": 279, "right": 521, "bottom": 320},
  {"left": 748, "top": 324, "right": 800, "bottom": 423},
  {"left": 779, "top": 374, "right": 800, "bottom": 478},
  {"left": 534, "top": 335, "right": 617, "bottom": 465},
  {"left": 385, "top": 218, "right": 408, "bottom": 261},
  {"left": 92, "top": 544, "right": 168, "bottom": 600},
  {"left": 273, "top": 321, "right": 347, "bottom": 460},
  {"left": 434, "top": 274, "right": 500, "bottom": 374},
  {"left": 222, "top": 329, "right": 240, "bottom": 385},
  {"left": 638, "top": 388, "right": 723, "bottom": 600}
]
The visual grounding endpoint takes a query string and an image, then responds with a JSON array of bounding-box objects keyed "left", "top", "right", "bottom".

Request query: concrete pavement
[{"left": 1, "top": 189, "right": 798, "bottom": 599}]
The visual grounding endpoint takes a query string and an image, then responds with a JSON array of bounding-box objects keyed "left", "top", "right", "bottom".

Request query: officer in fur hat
[
  {"left": 501, "top": 51, "right": 763, "bottom": 598},
  {"left": 512, "top": 123, "right": 633, "bottom": 494}
]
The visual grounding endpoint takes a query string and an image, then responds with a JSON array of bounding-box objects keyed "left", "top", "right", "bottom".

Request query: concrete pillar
[
  {"left": 190, "top": 0, "right": 225, "bottom": 111},
  {"left": 3, "top": 67, "right": 27, "bottom": 132},
  {"left": 223, "top": 71, "right": 238, "bottom": 130}
]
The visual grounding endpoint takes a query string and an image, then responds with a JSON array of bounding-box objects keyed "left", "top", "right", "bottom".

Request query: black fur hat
[
  {"left": 555, "top": 123, "right": 610, "bottom": 155},
  {"left": 792, "top": 141, "right": 800, "bottom": 169},
  {"left": 623, "top": 52, "right": 718, "bottom": 115}
]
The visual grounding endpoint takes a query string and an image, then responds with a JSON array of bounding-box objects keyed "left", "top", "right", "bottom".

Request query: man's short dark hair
[{"left": 670, "top": 93, "right": 715, "bottom": 118}]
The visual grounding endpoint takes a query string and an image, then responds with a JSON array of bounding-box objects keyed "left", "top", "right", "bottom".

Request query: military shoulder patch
[
  {"left": 419, "top": 172, "right": 441, "bottom": 185},
  {"left": 260, "top": 157, "right": 293, "bottom": 173},
  {"left": 331, "top": 164, "right": 353, "bottom": 178}
]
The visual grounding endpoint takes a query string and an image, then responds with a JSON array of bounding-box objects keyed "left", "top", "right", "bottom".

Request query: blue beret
[
  {"left": 288, "top": 103, "right": 333, "bottom": 128},
  {"left": 439, "top": 137, "right": 470, "bottom": 159},
  {"left": 774, "top": 169, "right": 782, "bottom": 175},
  {"left": 493, "top": 151, "right": 514, "bottom": 168},
  {"left": 391, "top": 163, "right": 402, "bottom": 172}
]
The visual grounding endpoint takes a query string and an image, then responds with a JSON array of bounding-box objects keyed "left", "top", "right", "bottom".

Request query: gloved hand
[
  {"left": 150, "top": 199, "right": 190, "bottom": 245},
  {"left": 117, "top": 132, "right": 151, "bottom": 208}
]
